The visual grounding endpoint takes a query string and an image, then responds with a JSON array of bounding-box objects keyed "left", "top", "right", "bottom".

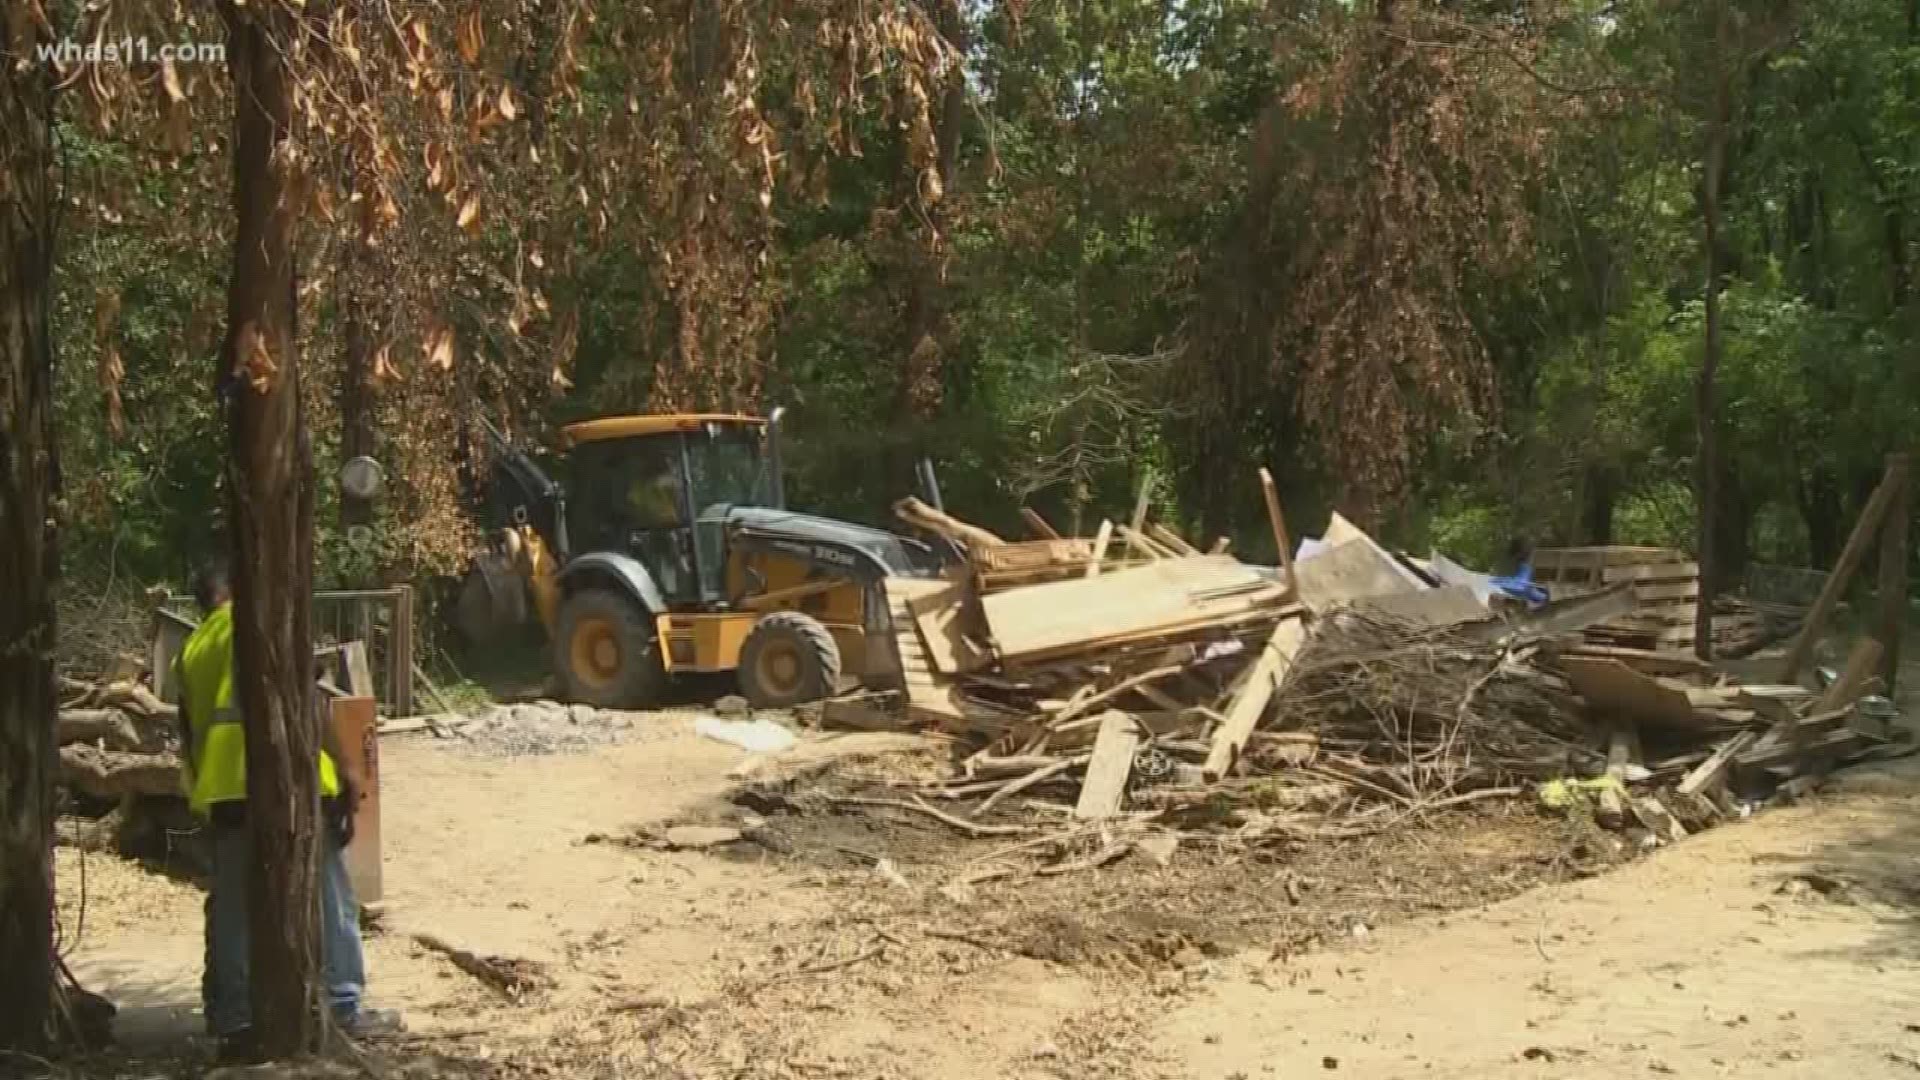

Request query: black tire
[
  {"left": 554, "top": 587, "right": 666, "bottom": 709},
  {"left": 738, "top": 611, "right": 842, "bottom": 708}
]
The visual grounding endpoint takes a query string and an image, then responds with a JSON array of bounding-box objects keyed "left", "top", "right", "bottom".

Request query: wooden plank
[
  {"left": 1117, "top": 524, "right": 1173, "bottom": 560},
  {"left": 1257, "top": 467, "right": 1296, "bottom": 590},
  {"left": 1632, "top": 580, "right": 1701, "bottom": 603},
  {"left": 1630, "top": 794, "right": 1689, "bottom": 842},
  {"left": 1676, "top": 730, "right": 1756, "bottom": 797},
  {"left": 1780, "top": 463, "right": 1903, "bottom": 681},
  {"left": 1020, "top": 507, "right": 1063, "bottom": 541},
  {"left": 1594, "top": 562, "right": 1699, "bottom": 585},
  {"left": 1736, "top": 727, "right": 1869, "bottom": 771},
  {"left": 905, "top": 580, "right": 992, "bottom": 675},
  {"left": 341, "top": 640, "right": 377, "bottom": 702},
  {"left": 1558, "top": 657, "right": 1704, "bottom": 729},
  {"left": 885, "top": 577, "right": 970, "bottom": 724},
  {"left": 1148, "top": 522, "right": 1201, "bottom": 557},
  {"left": 1598, "top": 723, "right": 1639, "bottom": 826},
  {"left": 981, "top": 556, "right": 1270, "bottom": 660},
  {"left": 1202, "top": 617, "right": 1309, "bottom": 781},
  {"left": 1293, "top": 539, "right": 1413, "bottom": 615},
  {"left": 974, "top": 539, "right": 1095, "bottom": 571},
  {"left": 1812, "top": 636, "right": 1885, "bottom": 714},
  {"left": 1877, "top": 452, "right": 1911, "bottom": 691},
  {"left": 1129, "top": 471, "right": 1155, "bottom": 539},
  {"left": 1084, "top": 520, "right": 1114, "bottom": 579},
  {"left": 1074, "top": 711, "right": 1142, "bottom": 820},
  {"left": 1533, "top": 546, "right": 1683, "bottom": 568}
]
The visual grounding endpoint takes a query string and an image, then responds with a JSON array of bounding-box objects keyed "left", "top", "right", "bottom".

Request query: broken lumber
[
  {"left": 1257, "top": 467, "right": 1296, "bottom": 592},
  {"left": 1020, "top": 507, "right": 1062, "bottom": 541},
  {"left": 1084, "top": 520, "right": 1114, "bottom": 578},
  {"left": 1202, "top": 617, "right": 1309, "bottom": 781},
  {"left": 1074, "top": 711, "right": 1142, "bottom": 820},
  {"left": 1676, "top": 730, "right": 1756, "bottom": 797}
]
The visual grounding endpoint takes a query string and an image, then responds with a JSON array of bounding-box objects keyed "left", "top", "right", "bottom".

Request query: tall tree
[
  {"left": 219, "top": 0, "right": 326, "bottom": 1054},
  {"left": 1694, "top": 0, "right": 1733, "bottom": 659},
  {"left": 0, "top": 1, "right": 60, "bottom": 1049}
]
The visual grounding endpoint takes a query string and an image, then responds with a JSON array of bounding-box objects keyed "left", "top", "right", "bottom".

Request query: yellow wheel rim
[
  {"left": 569, "top": 616, "right": 622, "bottom": 689},
  {"left": 753, "top": 641, "right": 805, "bottom": 696}
]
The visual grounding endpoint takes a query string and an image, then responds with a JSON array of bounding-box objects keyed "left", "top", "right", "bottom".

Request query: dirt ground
[{"left": 48, "top": 698, "right": 1920, "bottom": 1080}]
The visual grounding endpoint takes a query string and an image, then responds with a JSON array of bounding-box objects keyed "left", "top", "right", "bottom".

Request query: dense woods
[{"left": 5, "top": 0, "right": 1920, "bottom": 1052}]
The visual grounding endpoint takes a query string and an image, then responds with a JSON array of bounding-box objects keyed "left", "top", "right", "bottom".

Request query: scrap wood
[
  {"left": 905, "top": 579, "right": 992, "bottom": 675},
  {"left": 1676, "top": 730, "right": 1756, "bottom": 797},
  {"left": 1556, "top": 657, "right": 1706, "bottom": 730},
  {"left": 979, "top": 555, "right": 1279, "bottom": 662},
  {"left": 1736, "top": 727, "right": 1873, "bottom": 771},
  {"left": 1257, "top": 467, "right": 1297, "bottom": 593},
  {"left": 1084, "top": 520, "right": 1115, "bottom": 578},
  {"left": 1148, "top": 523, "right": 1202, "bottom": 557},
  {"left": 412, "top": 933, "right": 554, "bottom": 999},
  {"left": 1118, "top": 524, "right": 1174, "bottom": 560},
  {"left": 1019, "top": 507, "right": 1063, "bottom": 540},
  {"left": 1202, "top": 617, "right": 1310, "bottom": 781},
  {"left": 970, "top": 755, "right": 1088, "bottom": 818},
  {"left": 1074, "top": 711, "right": 1143, "bottom": 820}
]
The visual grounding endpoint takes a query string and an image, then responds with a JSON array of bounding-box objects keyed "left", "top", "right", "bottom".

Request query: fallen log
[
  {"left": 59, "top": 744, "right": 181, "bottom": 799},
  {"left": 58, "top": 709, "right": 147, "bottom": 752},
  {"left": 893, "top": 495, "right": 1006, "bottom": 551}
]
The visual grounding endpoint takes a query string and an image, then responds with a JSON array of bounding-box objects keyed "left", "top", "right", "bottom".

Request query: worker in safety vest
[{"left": 175, "top": 561, "right": 401, "bottom": 1062}]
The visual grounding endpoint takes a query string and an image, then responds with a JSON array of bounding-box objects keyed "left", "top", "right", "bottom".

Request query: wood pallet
[{"left": 1534, "top": 546, "right": 1703, "bottom": 654}]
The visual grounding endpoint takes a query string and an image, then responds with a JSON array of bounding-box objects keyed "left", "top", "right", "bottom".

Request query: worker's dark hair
[{"left": 191, "top": 560, "right": 232, "bottom": 613}]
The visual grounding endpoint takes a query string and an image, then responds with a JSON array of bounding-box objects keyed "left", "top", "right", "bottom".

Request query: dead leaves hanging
[{"left": 423, "top": 322, "right": 456, "bottom": 371}]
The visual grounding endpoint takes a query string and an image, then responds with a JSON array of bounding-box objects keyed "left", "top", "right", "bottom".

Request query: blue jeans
[{"left": 203, "top": 814, "right": 366, "bottom": 1037}]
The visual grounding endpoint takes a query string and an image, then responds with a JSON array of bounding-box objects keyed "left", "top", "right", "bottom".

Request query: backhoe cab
[{"left": 464, "top": 411, "right": 941, "bottom": 710}]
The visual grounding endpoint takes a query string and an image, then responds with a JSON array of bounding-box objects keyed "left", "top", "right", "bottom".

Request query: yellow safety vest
[{"left": 175, "top": 602, "right": 340, "bottom": 816}]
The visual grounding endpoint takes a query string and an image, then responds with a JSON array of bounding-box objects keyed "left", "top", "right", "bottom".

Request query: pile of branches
[{"left": 1273, "top": 613, "right": 1595, "bottom": 806}]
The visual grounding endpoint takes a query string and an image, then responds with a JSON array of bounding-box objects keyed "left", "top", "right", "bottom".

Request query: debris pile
[{"left": 825, "top": 492, "right": 1906, "bottom": 874}]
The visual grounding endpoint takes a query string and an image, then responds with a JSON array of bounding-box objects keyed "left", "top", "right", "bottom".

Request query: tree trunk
[
  {"left": 1694, "top": 0, "right": 1732, "bottom": 661},
  {"left": 1582, "top": 463, "right": 1615, "bottom": 545},
  {"left": 0, "top": 29, "right": 59, "bottom": 1051},
  {"left": 221, "top": 2, "right": 324, "bottom": 1057},
  {"left": 1801, "top": 466, "right": 1842, "bottom": 568}
]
